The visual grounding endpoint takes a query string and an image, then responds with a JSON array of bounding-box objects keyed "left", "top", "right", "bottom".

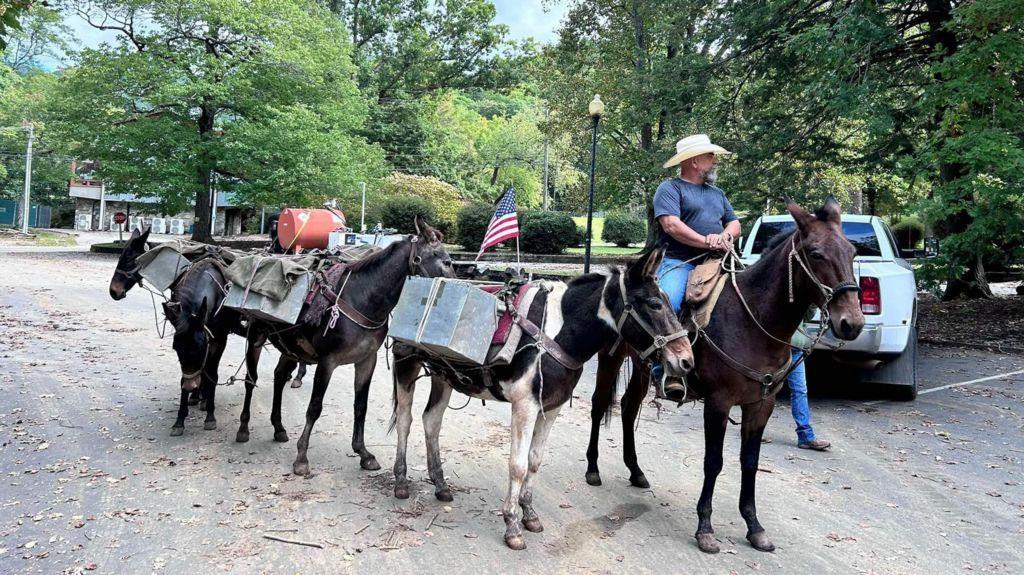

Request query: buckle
[
  {"left": 653, "top": 335, "right": 667, "bottom": 349},
  {"left": 761, "top": 373, "right": 774, "bottom": 386}
]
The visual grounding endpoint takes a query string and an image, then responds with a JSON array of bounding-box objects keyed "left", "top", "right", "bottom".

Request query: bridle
[
  {"left": 179, "top": 324, "right": 215, "bottom": 381},
  {"left": 697, "top": 234, "right": 860, "bottom": 398},
  {"left": 606, "top": 270, "right": 690, "bottom": 362}
]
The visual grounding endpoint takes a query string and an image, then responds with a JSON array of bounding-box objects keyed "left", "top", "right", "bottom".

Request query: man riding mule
[
  {"left": 390, "top": 247, "right": 694, "bottom": 550},
  {"left": 235, "top": 218, "right": 454, "bottom": 478},
  {"left": 653, "top": 134, "right": 741, "bottom": 401},
  {"left": 585, "top": 197, "right": 864, "bottom": 554}
]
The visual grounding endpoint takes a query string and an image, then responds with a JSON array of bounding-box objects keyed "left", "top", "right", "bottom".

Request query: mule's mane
[
  {"left": 764, "top": 228, "right": 797, "bottom": 254},
  {"left": 343, "top": 238, "right": 407, "bottom": 273},
  {"left": 567, "top": 270, "right": 615, "bottom": 288}
]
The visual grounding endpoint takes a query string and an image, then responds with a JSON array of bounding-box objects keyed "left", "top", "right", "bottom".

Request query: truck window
[{"left": 750, "top": 221, "right": 882, "bottom": 257}]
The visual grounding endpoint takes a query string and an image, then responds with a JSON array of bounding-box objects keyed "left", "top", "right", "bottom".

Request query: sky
[{"left": 57, "top": 1, "right": 569, "bottom": 62}]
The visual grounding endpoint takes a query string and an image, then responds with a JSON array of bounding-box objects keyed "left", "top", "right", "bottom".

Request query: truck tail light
[{"left": 860, "top": 276, "right": 881, "bottom": 315}]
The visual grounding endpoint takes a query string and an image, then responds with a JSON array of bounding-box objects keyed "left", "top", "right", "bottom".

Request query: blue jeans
[
  {"left": 788, "top": 350, "right": 816, "bottom": 444},
  {"left": 651, "top": 257, "right": 696, "bottom": 385}
]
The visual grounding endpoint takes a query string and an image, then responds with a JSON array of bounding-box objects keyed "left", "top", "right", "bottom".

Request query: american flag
[{"left": 476, "top": 187, "right": 519, "bottom": 259}]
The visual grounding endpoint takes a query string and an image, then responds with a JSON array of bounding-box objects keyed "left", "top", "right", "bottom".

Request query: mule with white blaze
[{"left": 390, "top": 247, "right": 694, "bottom": 550}]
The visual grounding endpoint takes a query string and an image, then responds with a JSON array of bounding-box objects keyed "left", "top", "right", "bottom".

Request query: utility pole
[
  {"left": 20, "top": 122, "right": 34, "bottom": 233},
  {"left": 542, "top": 106, "right": 550, "bottom": 210},
  {"left": 360, "top": 181, "right": 366, "bottom": 232}
]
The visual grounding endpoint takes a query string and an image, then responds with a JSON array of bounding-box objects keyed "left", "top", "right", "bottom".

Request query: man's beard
[{"left": 702, "top": 166, "right": 719, "bottom": 185}]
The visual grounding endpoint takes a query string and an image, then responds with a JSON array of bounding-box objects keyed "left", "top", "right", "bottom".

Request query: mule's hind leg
[
  {"left": 352, "top": 354, "right": 380, "bottom": 470},
  {"left": 290, "top": 363, "right": 307, "bottom": 389},
  {"left": 695, "top": 402, "right": 730, "bottom": 554},
  {"left": 188, "top": 388, "right": 201, "bottom": 407},
  {"left": 422, "top": 377, "right": 453, "bottom": 501},
  {"left": 502, "top": 397, "right": 540, "bottom": 551},
  {"left": 171, "top": 388, "right": 189, "bottom": 436},
  {"left": 392, "top": 355, "right": 421, "bottom": 500},
  {"left": 520, "top": 406, "right": 561, "bottom": 533},
  {"left": 621, "top": 358, "right": 652, "bottom": 488},
  {"left": 739, "top": 399, "right": 777, "bottom": 552},
  {"left": 586, "top": 349, "right": 622, "bottom": 486},
  {"left": 270, "top": 356, "right": 297, "bottom": 443},
  {"left": 292, "top": 360, "right": 337, "bottom": 477},
  {"left": 236, "top": 331, "right": 265, "bottom": 443},
  {"left": 201, "top": 336, "right": 227, "bottom": 431}
]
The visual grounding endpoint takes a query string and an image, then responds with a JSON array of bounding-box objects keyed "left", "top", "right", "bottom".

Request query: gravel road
[{"left": 1, "top": 251, "right": 1022, "bottom": 574}]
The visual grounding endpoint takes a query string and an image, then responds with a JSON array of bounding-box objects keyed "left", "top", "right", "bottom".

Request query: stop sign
[{"left": 114, "top": 212, "right": 127, "bottom": 225}]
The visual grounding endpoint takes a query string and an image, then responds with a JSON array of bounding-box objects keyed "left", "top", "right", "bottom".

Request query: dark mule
[
  {"left": 391, "top": 247, "right": 694, "bottom": 550},
  {"left": 585, "top": 197, "right": 865, "bottom": 554},
  {"left": 108, "top": 227, "right": 151, "bottom": 301},
  {"left": 235, "top": 219, "right": 454, "bottom": 478},
  {"left": 160, "top": 260, "right": 242, "bottom": 435}
]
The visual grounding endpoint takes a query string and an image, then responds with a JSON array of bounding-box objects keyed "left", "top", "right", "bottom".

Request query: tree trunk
[
  {"left": 922, "top": 0, "right": 991, "bottom": 299},
  {"left": 191, "top": 102, "right": 216, "bottom": 243}
]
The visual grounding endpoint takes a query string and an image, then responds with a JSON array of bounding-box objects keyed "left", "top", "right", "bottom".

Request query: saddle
[{"left": 685, "top": 257, "right": 728, "bottom": 329}]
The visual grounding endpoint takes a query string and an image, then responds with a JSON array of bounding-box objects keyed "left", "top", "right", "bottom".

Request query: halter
[
  {"left": 787, "top": 235, "right": 861, "bottom": 308},
  {"left": 607, "top": 270, "right": 690, "bottom": 362}
]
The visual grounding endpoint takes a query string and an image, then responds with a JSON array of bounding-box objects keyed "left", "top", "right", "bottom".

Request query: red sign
[{"left": 113, "top": 212, "right": 127, "bottom": 225}]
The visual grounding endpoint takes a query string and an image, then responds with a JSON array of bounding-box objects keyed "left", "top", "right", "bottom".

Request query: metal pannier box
[
  {"left": 223, "top": 272, "right": 311, "bottom": 325},
  {"left": 390, "top": 277, "right": 499, "bottom": 365},
  {"left": 138, "top": 249, "right": 193, "bottom": 292}
]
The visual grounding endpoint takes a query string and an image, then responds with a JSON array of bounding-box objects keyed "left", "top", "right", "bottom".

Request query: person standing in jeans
[
  {"left": 788, "top": 331, "right": 831, "bottom": 450},
  {"left": 651, "top": 134, "right": 740, "bottom": 402}
]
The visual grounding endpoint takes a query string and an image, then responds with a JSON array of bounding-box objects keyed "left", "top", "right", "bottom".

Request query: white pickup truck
[{"left": 740, "top": 214, "right": 920, "bottom": 399}]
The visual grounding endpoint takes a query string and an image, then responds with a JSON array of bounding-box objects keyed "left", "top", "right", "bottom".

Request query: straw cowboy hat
[{"left": 662, "top": 134, "right": 731, "bottom": 169}]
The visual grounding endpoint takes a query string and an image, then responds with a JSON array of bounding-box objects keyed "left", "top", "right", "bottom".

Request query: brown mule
[{"left": 586, "top": 197, "right": 865, "bottom": 554}]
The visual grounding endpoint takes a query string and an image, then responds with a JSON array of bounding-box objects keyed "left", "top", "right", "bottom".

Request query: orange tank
[{"left": 277, "top": 208, "right": 347, "bottom": 252}]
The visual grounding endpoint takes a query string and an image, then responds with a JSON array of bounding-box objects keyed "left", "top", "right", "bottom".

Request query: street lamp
[{"left": 584, "top": 94, "right": 604, "bottom": 274}]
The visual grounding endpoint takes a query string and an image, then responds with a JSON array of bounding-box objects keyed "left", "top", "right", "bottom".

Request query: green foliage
[
  {"left": 455, "top": 202, "right": 495, "bottom": 251},
  {"left": 380, "top": 196, "right": 436, "bottom": 235},
  {"left": 602, "top": 211, "right": 646, "bottom": 247},
  {"left": 47, "top": 0, "right": 385, "bottom": 239},
  {"left": 520, "top": 210, "right": 577, "bottom": 254},
  {"left": 1, "top": 6, "right": 70, "bottom": 72},
  {"left": 891, "top": 217, "right": 925, "bottom": 250},
  {"left": 375, "top": 173, "right": 463, "bottom": 232},
  {"left": 0, "top": 1, "right": 33, "bottom": 51}
]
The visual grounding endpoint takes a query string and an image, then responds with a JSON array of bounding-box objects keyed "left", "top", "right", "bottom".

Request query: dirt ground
[
  {"left": 1, "top": 250, "right": 1023, "bottom": 575},
  {"left": 918, "top": 293, "right": 1024, "bottom": 350}
]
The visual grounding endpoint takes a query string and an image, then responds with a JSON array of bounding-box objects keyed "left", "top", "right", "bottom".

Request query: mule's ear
[
  {"left": 415, "top": 216, "right": 441, "bottom": 243},
  {"left": 195, "top": 297, "right": 208, "bottom": 320},
  {"left": 130, "top": 227, "right": 142, "bottom": 240},
  {"left": 816, "top": 195, "right": 842, "bottom": 226},
  {"left": 785, "top": 196, "right": 815, "bottom": 234},
  {"left": 627, "top": 246, "right": 665, "bottom": 283},
  {"left": 413, "top": 215, "right": 423, "bottom": 236},
  {"left": 162, "top": 301, "right": 180, "bottom": 324},
  {"left": 131, "top": 226, "right": 150, "bottom": 248}
]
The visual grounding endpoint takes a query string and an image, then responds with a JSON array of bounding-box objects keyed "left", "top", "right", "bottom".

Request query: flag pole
[{"left": 515, "top": 236, "right": 521, "bottom": 266}]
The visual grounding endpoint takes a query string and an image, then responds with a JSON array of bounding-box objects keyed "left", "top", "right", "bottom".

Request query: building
[{"left": 68, "top": 161, "right": 253, "bottom": 235}]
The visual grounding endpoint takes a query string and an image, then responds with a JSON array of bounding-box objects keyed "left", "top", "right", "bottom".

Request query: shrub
[
  {"left": 602, "top": 211, "right": 646, "bottom": 247},
  {"left": 891, "top": 217, "right": 925, "bottom": 249},
  {"left": 520, "top": 210, "right": 577, "bottom": 254},
  {"left": 572, "top": 225, "right": 586, "bottom": 248},
  {"left": 380, "top": 196, "right": 436, "bottom": 235},
  {"left": 376, "top": 173, "right": 462, "bottom": 233},
  {"left": 455, "top": 203, "right": 496, "bottom": 251}
]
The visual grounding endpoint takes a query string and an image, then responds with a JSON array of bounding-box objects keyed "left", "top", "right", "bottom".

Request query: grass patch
[
  {"left": 565, "top": 245, "right": 640, "bottom": 256},
  {"left": 572, "top": 216, "right": 605, "bottom": 245},
  {"left": 33, "top": 231, "right": 77, "bottom": 247}
]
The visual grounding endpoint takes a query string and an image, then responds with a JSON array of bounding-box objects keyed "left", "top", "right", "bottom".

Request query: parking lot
[{"left": 1, "top": 250, "right": 1022, "bottom": 574}]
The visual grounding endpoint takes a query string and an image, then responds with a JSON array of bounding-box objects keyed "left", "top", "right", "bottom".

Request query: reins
[{"left": 695, "top": 235, "right": 857, "bottom": 398}]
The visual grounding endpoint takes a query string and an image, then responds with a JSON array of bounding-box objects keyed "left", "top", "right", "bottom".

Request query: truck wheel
[{"left": 892, "top": 328, "right": 918, "bottom": 401}]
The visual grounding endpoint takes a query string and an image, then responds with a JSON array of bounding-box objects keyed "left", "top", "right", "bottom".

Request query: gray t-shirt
[{"left": 653, "top": 178, "right": 738, "bottom": 261}]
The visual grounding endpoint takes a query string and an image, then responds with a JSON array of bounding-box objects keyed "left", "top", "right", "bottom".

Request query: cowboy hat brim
[{"left": 662, "top": 144, "right": 732, "bottom": 169}]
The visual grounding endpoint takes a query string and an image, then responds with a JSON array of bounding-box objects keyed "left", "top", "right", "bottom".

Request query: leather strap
[
  {"left": 516, "top": 314, "right": 584, "bottom": 371},
  {"left": 699, "top": 332, "right": 795, "bottom": 398}
]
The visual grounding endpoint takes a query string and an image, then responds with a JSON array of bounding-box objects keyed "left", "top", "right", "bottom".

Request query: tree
[
  {"left": 1, "top": 5, "right": 71, "bottom": 72},
  {"left": 0, "top": 1, "right": 35, "bottom": 51},
  {"left": 50, "top": 0, "right": 385, "bottom": 241}
]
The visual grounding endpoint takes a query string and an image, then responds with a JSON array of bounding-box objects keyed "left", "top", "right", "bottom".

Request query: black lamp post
[{"left": 584, "top": 94, "right": 604, "bottom": 274}]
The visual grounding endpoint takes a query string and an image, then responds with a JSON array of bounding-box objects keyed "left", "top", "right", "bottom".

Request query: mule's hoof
[
  {"left": 289, "top": 378, "right": 303, "bottom": 389},
  {"left": 293, "top": 462, "right": 311, "bottom": 477},
  {"left": 585, "top": 471, "right": 602, "bottom": 486},
  {"left": 435, "top": 488, "right": 454, "bottom": 502},
  {"left": 170, "top": 426, "right": 184, "bottom": 437},
  {"left": 360, "top": 457, "right": 381, "bottom": 471},
  {"left": 747, "top": 530, "right": 775, "bottom": 552},
  {"left": 504, "top": 534, "right": 526, "bottom": 551},
  {"left": 204, "top": 420, "right": 217, "bottom": 431},
  {"left": 696, "top": 532, "right": 720, "bottom": 554},
  {"left": 273, "top": 430, "right": 289, "bottom": 443},
  {"left": 629, "top": 474, "right": 650, "bottom": 489},
  {"left": 394, "top": 484, "right": 410, "bottom": 500},
  {"left": 235, "top": 431, "right": 250, "bottom": 443},
  {"left": 521, "top": 517, "right": 544, "bottom": 533}
]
